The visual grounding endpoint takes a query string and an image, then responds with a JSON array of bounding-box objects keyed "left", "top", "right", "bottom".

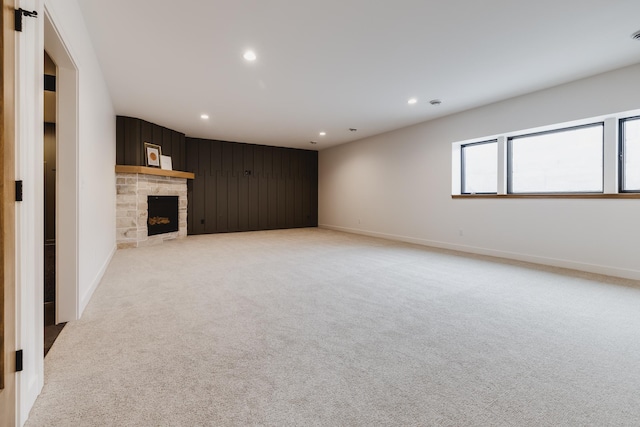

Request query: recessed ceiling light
[
  {"left": 408, "top": 98, "right": 418, "bottom": 105},
  {"left": 243, "top": 50, "right": 257, "bottom": 61},
  {"left": 200, "top": 114, "right": 209, "bottom": 120},
  {"left": 319, "top": 132, "right": 326, "bottom": 136}
]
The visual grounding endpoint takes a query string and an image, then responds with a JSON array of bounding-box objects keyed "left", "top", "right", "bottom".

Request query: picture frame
[
  {"left": 160, "top": 155, "right": 173, "bottom": 171},
  {"left": 144, "top": 142, "right": 162, "bottom": 168}
]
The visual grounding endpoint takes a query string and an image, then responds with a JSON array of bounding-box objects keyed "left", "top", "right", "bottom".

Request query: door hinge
[
  {"left": 15, "top": 180, "right": 23, "bottom": 202},
  {"left": 15, "top": 8, "right": 38, "bottom": 32},
  {"left": 16, "top": 350, "right": 23, "bottom": 372}
]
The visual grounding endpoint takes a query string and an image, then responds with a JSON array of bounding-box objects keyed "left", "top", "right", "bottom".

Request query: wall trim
[
  {"left": 79, "top": 244, "right": 116, "bottom": 315},
  {"left": 319, "top": 224, "right": 640, "bottom": 281}
]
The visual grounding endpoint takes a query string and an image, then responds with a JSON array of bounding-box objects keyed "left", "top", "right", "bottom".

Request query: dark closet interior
[{"left": 44, "top": 51, "right": 65, "bottom": 356}]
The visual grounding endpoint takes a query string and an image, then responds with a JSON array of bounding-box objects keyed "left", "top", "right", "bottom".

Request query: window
[
  {"left": 620, "top": 117, "right": 640, "bottom": 192},
  {"left": 461, "top": 141, "right": 497, "bottom": 194},
  {"left": 453, "top": 111, "right": 640, "bottom": 198},
  {"left": 508, "top": 124, "right": 603, "bottom": 193}
]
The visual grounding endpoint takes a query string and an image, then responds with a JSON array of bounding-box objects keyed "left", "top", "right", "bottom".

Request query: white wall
[
  {"left": 43, "top": 0, "right": 117, "bottom": 313},
  {"left": 17, "top": 0, "right": 116, "bottom": 424},
  {"left": 319, "top": 63, "right": 640, "bottom": 281}
]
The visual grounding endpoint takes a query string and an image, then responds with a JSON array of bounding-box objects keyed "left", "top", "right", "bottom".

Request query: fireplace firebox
[{"left": 147, "top": 196, "right": 179, "bottom": 236}]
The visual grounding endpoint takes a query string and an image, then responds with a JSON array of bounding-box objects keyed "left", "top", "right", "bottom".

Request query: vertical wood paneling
[
  {"left": 228, "top": 173, "right": 239, "bottom": 232},
  {"left": 253, "top": 145, "right": 264, "bottom": 176},
  {"left": 281, "top": 149, "right": 290, "bottom": 179},
  {"left": 238, "top": 173, "right": 249, "bottom": 231},
  {"left": 185, "top": 137, "right": 318, "bottom": 235},
  {"left": 124, "top": 117, "right": 140, "bottom": 166},
  {"left": 162, "top": 128, "right": 172, "bottom": 161},
  {"left": 232, "top": 144, "right": 243, "bottom": 176},
  {"left": 209, "top": 140, "right": 221, "bottom": 174},
  {"left": 116, "top": 116, "right": 125, "bottom": 165},
  {"left": 199, "top": 139, "right": 211, "bottom": 176},
  {"left": 268, "top": 177, "right": 278, "bottom": 229},
  {"left": 205, "top": 172, "right": 217, "bottom": 233},
  {"left": 221, "top": 143, "right": 233, "bottom": 173},
  {"left": 116, "top": 116, "right": 187, "bottom": 171},
  {"left": 277, "top": 178, "right": 286, "bottom": 227},
  {"left": 302, "top": 177, "right": 311, "bottom": 225},
  {"left": 248, "top": 176, "right": 259, "bottom": 230},
  {"left": 272, "top": 148, "right": 281, "bottom": 178},
  {"left": 310, "top": 151, "right": 319, "bottom": 225},
  {"left": 171, "top": 132, "right": 180, "bottom": 169},
  {"left": 263, "top": 147, "right": 273, "bottom": 178},
  {"left": 216, "top": 171, "right": 228, "bottom": 232},
  {"left": 152, "top": 125, "right": 163, "bottom": 152},
  {"left": 259, "top": 175, "right": 269, "bottom": 229},
  {"left": 294, "top": 178, "right": 303, "bottom": 226},
  {"left": 285, "top": 179, "right": 295, "bottom": 226},
  {"left": 243, "top": 144, "right": 253, "bottom": 174},
  {"left": 140, "top": 120, "right": 152, "bottom": 139},
  {"left": 291, "top": 151, "right": 301, "bottom": 179}
]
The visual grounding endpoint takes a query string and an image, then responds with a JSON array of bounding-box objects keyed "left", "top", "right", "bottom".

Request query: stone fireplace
[{"left": 116, "top": 166, "right": 194, "bottom": 248}]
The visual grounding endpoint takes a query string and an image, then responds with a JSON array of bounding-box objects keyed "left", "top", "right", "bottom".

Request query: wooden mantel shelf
[{"left": 115, "top": 165, "right": 195, "bottom": 179}]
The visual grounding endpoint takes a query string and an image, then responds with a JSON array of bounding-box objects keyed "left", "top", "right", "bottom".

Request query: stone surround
[{"left": 116, "top": 172, "right": 188, "bottom": 248}]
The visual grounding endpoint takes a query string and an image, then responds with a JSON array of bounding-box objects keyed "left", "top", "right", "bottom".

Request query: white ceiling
[{"left": 76, "top": 0, "right": 640, "bottom": 150}]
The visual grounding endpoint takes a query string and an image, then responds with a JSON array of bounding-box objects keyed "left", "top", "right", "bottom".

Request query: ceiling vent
[{"left": 632, "top": 30, "right": 640, "bottom": 41}]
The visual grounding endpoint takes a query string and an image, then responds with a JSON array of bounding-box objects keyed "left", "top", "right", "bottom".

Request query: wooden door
[{"left": 0, "top": 0, "right": 17, "bottom": 424}]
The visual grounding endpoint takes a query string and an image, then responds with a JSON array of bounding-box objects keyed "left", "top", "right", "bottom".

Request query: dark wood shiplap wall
[
  {"left": 186, "top": 138, "right": 318, "bottom": 234},
  {"left": 116, "top": 116, "right": 186, "bottom": 171}
]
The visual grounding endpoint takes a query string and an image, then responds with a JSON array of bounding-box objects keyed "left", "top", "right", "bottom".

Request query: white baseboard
[
  {"left": 319, "top": 224, "right": 640, "bottom": 281},
  {"left": 79, "top": 244, "right": 117, "bottom": 316}
]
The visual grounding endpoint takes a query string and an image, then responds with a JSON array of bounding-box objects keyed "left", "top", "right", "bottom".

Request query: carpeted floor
[{"left": 25, "top": 228, "right": 640, "bottom": 426}]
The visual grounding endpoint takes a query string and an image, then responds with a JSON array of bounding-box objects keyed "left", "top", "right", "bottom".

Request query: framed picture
[
  {"left": 160, "top": 155, "right": 173, "bottom": 171},
  {"left": 144, "top": 142, "right": 162, "bottom": 168}
]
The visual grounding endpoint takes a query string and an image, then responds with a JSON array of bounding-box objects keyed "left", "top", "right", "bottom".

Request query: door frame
[{"left": 43, "top": 4, "right": 79, "bottom": 325}]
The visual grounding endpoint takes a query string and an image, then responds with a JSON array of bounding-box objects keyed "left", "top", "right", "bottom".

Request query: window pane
[
  {"left": 462, "top": 141, "right": 497, "bottom": 193},
  {"left": 622, "top": 118, "right": 640, "bottom": 191},
  {"left": 509, "top": 125, "right": 603, "bottom": 193}
]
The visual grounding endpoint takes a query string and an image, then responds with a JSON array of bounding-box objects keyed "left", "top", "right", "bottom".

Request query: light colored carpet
[{"left": 26, "top": 228, "right": 640, "bottom": 426}]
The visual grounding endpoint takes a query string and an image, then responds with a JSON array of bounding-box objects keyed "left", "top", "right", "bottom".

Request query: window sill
[{"left": 452, "top": 193, "right": 640, "bottom": 199}]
